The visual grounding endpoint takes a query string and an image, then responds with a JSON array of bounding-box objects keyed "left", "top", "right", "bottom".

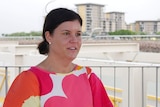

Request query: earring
[{"left": 49, "top": 42, "right": 51, "bottom": 45}]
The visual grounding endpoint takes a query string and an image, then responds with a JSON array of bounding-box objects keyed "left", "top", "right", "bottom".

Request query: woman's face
[{"left": 47, "top": 20, "right": 82, "bottom": 61}]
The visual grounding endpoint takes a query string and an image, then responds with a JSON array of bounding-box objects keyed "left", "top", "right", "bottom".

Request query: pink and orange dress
[{"left": 3, "top": 65, "right": 113, "bottom": 107}]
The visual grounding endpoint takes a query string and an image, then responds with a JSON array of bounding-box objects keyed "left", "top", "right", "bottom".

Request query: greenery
[
  {"left": 156, "top": 32, "right": 160, "bottom": 35},
  {"left": 109, "top": 30, "right": 137, "bottom": 35},
  {"left": 136, "top": 32, "right": 146, "bottom": 35},
  {"left": 4, "top": 31, "right": 42, "bottom": 36},
  {"left": 4, "top": 29, "right": 158, "bottom": 37}
]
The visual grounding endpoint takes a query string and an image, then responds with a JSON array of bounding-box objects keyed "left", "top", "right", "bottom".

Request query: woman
[{"left": 3, "top": 8, "right": 113, "bottom": 107}]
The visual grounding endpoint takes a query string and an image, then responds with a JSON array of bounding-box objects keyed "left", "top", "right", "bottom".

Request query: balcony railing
[
  {"left": 0, "top": 65, "right": 159, "bottom": 107},
  {"left": 1, "top": 35, "right": 160, "bottom": 41}
]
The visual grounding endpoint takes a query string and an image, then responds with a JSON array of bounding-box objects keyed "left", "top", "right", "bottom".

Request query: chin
[
  {"left": 68, "top": 56, "right": 77, "bottom": 61},
  {"left": 70, "top": 57, "right": 76, "bottom": 61}
]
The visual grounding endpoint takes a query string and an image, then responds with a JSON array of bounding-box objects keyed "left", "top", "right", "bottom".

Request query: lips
[{"left": 67, "top": 47, "right": 77, "bottom": 50}]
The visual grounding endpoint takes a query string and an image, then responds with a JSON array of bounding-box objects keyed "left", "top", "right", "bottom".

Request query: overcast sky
[{"left": 0, "top": 0, "right": 160, "bottom": 35}]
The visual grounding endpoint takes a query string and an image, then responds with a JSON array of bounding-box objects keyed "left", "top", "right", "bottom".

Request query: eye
[
  {"left": 76, "top": 32, "right": 82, "bottom": 36},
  {"left": 63, "top": 32, "right": 70, "bottom": 36}
]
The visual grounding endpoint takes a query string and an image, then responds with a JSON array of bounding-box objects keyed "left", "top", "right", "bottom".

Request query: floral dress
[{"left": 3, "top": 65, "right": 113, "bottom": 107}]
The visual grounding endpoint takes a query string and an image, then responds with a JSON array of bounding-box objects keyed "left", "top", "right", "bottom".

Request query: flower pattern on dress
[{"left": 22, "top": 96, "right": 40, "bottom": 107}]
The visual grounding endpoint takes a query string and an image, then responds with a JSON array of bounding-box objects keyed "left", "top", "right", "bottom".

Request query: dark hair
[{"left": 38, "top": 8, "right": 83, "bottom": 55}]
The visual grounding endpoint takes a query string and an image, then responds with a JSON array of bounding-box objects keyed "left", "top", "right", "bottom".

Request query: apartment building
[
  {"left": 76, "top": 3, "right": 105, "bottom": 34},
  {"left": 75, "top": 3, "right": 127, "bottom": 34},
  {"left": 105, "top": 12, "right": 127, "bottom": 32},
  {"left": 158, "top": 21, "right": 160, "bottom": 33},
  {"left": 135, "top": 20, "right": 160, "bottom": 34},
  {"left": 127, "top": 23, "right": 136, "bottom": 32},
  {"left": 75, "top": 3, "right": 160, "bottom": 35}
]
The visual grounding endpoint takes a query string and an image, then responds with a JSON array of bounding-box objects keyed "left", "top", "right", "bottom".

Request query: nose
[{"left": 70, "top": 35, "right": 78, "bottom": 43}]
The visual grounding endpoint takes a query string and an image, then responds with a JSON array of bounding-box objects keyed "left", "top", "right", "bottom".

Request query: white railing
[
  {"left": 1, "top": 35, "right": 160, "bottom": 41},
  {"left": 0, "top": 65, "right": 159, "bottom": 107}
]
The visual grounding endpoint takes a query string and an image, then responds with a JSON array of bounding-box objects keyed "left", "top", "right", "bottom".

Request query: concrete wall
[{"left": 1, "top": 42, "right": 160, "bottom": 66}]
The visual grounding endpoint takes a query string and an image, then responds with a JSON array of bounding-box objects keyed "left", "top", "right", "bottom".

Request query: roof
[
  {"left": 136, "top": 20, "right": 160, "bottom": 22},
  {"left": 75, "top": 3, "right": 105, "bottom": 7},
  {"left": 106, "top": 11, "right": 125, "bottom": 14}
]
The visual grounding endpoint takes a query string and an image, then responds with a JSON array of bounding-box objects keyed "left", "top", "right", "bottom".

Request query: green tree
[
  {"left": 109, "top": 30, "right": 137, "bottom": 35},
  {"left": 156, "top": 32, "right": 160, "bottom": 35},
  {"left": 30, "top": 31, "right": 42, "bottom": 36},
  {"left": 7, "top": 32, "right": 30, "bottom": 36},
  {"left": 5, "top": 31, "right": 42, "bottom": 36}
]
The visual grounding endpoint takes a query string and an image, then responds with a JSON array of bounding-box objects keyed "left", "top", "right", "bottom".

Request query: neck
[{"left": 38, "top": 56, "right": 75, "bottom": 73}]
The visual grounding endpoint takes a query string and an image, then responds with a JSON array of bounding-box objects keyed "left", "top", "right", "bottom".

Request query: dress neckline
[{"left": 30, "top": 64, "right": 81, "bottom": 75}]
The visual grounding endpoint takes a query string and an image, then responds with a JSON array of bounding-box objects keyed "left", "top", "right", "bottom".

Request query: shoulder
[
  {"left": 8, "top": 69, "right": 40, "bottom": 95},
  {"left": 16, "top": 70, "right": 37, "bottom": 81},
  {"left": 3, "top": 70, "right": 40, "bottom": 107},
  {"left": 10, "top": 70, "right": 39, "bottom": 89}
]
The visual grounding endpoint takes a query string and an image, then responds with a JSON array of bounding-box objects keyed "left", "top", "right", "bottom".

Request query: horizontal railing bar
[{"left": 1, "top": 65, "right": 160, "bottom": 67}]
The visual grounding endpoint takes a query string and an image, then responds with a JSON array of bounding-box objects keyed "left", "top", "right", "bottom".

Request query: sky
[{"left": 0, "top": 0, "right": 160, "bottom": 35}]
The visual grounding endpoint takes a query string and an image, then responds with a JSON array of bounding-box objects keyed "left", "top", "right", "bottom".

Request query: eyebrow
[{"left": 62, "top": 30, "right": 82, "bottom": 33}]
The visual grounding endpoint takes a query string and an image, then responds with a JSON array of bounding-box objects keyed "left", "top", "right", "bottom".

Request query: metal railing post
[
  {"left": 5, "top": 67, "right": 8, "bottom": 95},
  {"left": 128, "top": 67, "right": 130, "bottom": 107},
  {"left": 114, "top": 66, "right": 116, "bottom": 105},
  {"left": 156, "top": 67, "right": 158, "bottom": 107},
  {"left": 100, "top": 66, "right": 102, "bottom": 80},
  {"left": 142, "top": 67, "right": 144, "bottom": 107}
]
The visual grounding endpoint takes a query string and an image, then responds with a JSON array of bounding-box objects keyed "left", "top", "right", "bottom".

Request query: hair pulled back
[{"left": 38, "top": 8, "right": 82, "bottom": 55}]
